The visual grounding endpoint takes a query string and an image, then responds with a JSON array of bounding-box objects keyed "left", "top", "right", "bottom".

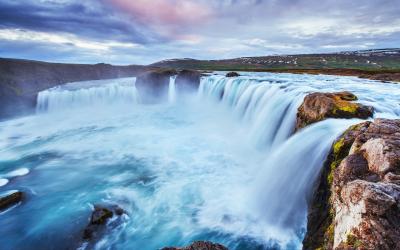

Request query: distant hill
[{"left": 151, "top": 48, "right": 400, "bottom": 71}]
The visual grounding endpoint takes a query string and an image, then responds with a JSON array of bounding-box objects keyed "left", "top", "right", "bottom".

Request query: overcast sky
[{"left": 0, "top": 0, "right": 399, "bottom": 64}]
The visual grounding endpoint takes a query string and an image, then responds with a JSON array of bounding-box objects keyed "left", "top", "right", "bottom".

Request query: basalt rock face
[
  {"left": 303, "top": 119, "right": 400, "bottom": 250},
  {"left": 135, "top": 69, "right": 202, "bottom": 103},
  {"left": 0, "top": 58, "right": 148, "bottom": 119},
  {"left": 162, "top": 241, "right": 228, "bottom": 250},
  {"left": 175, "top": 69, "right": 201, "bottom": 92},
  {"left": 135, "top": 69, "right": 177, "bottom": 103},
  {"left": 296, "top": 92, "right": 374, "bottom": 131}
]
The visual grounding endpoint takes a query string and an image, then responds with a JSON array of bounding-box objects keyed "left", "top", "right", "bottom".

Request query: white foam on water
[
  {"left": 4, "top": 168, "right": 30, "bottom": 178},
  {"left": 0, "top": 179, "right": 9, "bottom": 187}
]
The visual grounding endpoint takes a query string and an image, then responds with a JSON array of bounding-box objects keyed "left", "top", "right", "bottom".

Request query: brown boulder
[
  {"left": 296, "top": 91, "right": 374, "bottom": 130},
  {"left": 162, "top": 241, "right": 228, "bottom": 250}
]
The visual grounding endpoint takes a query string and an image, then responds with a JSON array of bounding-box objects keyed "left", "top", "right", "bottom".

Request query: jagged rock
[
  {"left": 162, "top": 241, "right": 228, "bottom": 250},
  {"left": 334, "top": 180, "right": 400, "bottom": 249},
  {"left": 303, "top": 118, "right": 400, "bottom": 250},
  {"left": 83, "top": 204, "right": 125, "bottom": 240},
  {"left": 296, "top": 91, "right": 374, "bottom": 130},
  {"left": 333, "top": 153, "right": 369, "bottom": 187},
  {"left": 360, "top": 138, "right": 400, "bottom": 175},
  {"left": 135, "top": 69, "right": 177, "bottom": 103},
  {"left": 176, "top": 70, "right": 201, "bottom": 92},
  {"left": 226, "top": 72, "right": 240, "bottom": 77},
  {"left": 0, "top": 191, "right": 23, "bottom": 211}
]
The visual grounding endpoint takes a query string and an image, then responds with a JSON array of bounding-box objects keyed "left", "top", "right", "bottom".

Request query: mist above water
[{"left": 1, "top": 72, "right": 399, "bottom": 250}]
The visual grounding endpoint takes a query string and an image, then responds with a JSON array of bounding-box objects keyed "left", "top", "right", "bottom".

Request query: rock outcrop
[
  {"left": 176, "top": 70, "right": 201, "bottom": 92},
  {"left": 162, "top": 241, "right": 228, "bottom": 250},
  {"left": 303, "top": 119, "right": 400, "bottom": 250},
  {"left": 83, "top": 204, "right": 125, "bottom": 240},
  {"left": 226, "top": 72, "right": 240, "bottom": 77},
  {"left": 0, "top": 191, "right": 23, "bottom": 211},
  {"left": 135, "top": 69, "right": 202, "bottom": 103},
  {"left": 135, "top": 69, "right": 177, "bottom": 103},
  {"left": 296, "top": 92, "right": 374, "bottom": 131}
]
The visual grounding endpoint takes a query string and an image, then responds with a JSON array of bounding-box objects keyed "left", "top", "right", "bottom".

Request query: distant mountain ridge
[{"left": 151, "top": 48, "right": 400, "bottom": 71}]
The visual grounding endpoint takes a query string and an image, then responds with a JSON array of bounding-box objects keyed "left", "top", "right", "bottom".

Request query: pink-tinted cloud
[{"left": 109, "top": 0, "right": 212, "bottom": 26}]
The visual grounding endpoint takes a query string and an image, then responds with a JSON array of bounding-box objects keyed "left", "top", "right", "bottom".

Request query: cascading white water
[
  {"left": 36, "top": 78, "right": 139, "bottom": 112},
  {"left": 199, "top": 75, "right": 304, "bottom": 150},
  {"left": 254, "top": 119, "right": 357, "bottom": 229},
  {"left": 168, "top": 76, "right": 177, "bottom": 104}
]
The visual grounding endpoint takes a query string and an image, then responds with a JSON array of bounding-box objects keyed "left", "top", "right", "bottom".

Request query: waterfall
[
  {"left": 199, "top": 75, "right": 305, "bottom": 150},
  {"left": 36, "top": 78, "right": 139, "bottom": 112},
  {"left": 168, "top": 76, "right": 177, "bottom": 104}
]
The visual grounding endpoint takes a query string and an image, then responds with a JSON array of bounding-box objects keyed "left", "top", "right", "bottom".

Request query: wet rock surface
[
  {"left": 83, "top": 204, "right": 125, "bottom": 241},
  {"left": 296, "top": 91, "right": 374, "bottom": 131},
  {"left": 0, "top": 191, "right": 23, "bottom": 211},
  {"left": 303, "top": 119, "right": 400, "bottom": 250},
  {"left": 162, "top": 241, "right": 228, "bottom": 250}
]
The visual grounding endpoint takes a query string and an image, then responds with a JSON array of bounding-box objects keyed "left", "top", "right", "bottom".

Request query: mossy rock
[{"left": 296, "top": 91, "right": 374, "bottom": 131}]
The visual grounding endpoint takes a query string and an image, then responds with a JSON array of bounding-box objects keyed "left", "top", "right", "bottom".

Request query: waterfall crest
[{"left": 36, "top": 78, "right": 139, "bottom": 112}]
